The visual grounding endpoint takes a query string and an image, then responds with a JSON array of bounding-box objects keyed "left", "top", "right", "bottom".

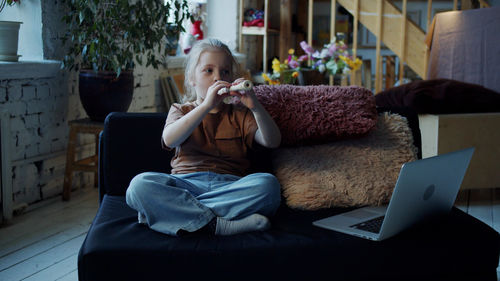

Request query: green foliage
[{"left": 61, "top": 0, "right": 191, "bottom": 76}]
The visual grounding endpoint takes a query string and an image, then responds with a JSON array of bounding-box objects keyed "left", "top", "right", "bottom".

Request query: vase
[
  {"left": 0, "top": 21, "right": 22, "bottom": 62},
  {"left": 298, "top": 69, "right": 329, "bottom": 85},
  {"left": 79, "top": 70, "right": 134, "bottom": 122}
]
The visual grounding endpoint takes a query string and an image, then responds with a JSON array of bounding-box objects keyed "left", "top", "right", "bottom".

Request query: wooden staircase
[
  {"left": 337, "top": 0, "right": 428, "bottom": 92},
  {"left": 328, "top": 0, "right": 491, "bottom": 92}
]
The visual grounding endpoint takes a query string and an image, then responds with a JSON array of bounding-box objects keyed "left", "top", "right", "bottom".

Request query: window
[{"left": 0, "top": 1, "right": 43, "bottom": 61}]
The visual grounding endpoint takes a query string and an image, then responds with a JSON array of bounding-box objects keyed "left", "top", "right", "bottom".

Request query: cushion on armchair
[
  {"left": 273, "top": 113, "right": 417, "bottom": 210},
  {"left": 375, "top": 79, "right": 500, "bottom": 114},
  {"left": 254, "top": 85, "right": 378, "bottom": 146}
]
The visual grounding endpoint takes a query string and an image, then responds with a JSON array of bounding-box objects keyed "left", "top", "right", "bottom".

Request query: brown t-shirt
[{"left": 163, "top": 102, "right": 258, "bottom": 176}]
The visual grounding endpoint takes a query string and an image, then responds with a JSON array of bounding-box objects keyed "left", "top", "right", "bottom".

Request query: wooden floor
[
  {"left": 0, "top": 187, "right": 98, "bottom": 281},
  {"left": 0, "top": 187, "right": 499, "bottom": 281}
]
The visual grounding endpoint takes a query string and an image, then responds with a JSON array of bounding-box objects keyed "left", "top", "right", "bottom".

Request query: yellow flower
[
  {"left": 292, "top": 71, "right": 299, "bottom": 78},
  {"left": 339, "top": 55, "right": 362, "bottom": 71},
  {"left": 288, "top": 48, "right": 295, "bottom": 55},
  {"left": 352, "top": 58, "right": 362, "bottom": 70},
  {"left": 261, "top": 73, "right": 280, "bottom": 85},
  {"left": 272, "top": 58, "right": 281, "bottom": 74}
]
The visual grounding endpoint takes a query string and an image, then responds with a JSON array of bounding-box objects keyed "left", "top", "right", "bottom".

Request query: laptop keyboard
[{"left": 350, "top": 216, "right": 385, "bottom": 233}]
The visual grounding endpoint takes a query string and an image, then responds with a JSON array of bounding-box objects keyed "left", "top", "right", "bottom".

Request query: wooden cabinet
[{"left": 419, "top": 113, "right": 500, "bottom": 189}]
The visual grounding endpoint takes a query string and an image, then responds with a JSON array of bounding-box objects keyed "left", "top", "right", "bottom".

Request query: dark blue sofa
[{"left": 78, "top": 112, "right": 500, "bottom": 281}]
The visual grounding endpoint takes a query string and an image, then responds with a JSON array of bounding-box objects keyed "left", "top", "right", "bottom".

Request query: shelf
[{"left": 241, "top": 26, "right": 279, "bottom": 36}]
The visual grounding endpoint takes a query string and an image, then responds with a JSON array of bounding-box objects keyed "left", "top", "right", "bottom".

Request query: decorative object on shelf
[
  {"left": 60, "top": 0, "right": 191, "bottom": 121},
  {"left": 180, "top": 2, "right": 205, "bottom": 54},
  {"left": 0, "top": 0, "right": 22, "bottom": 62},
  {"left": 243, "top": 8, "right": 264, "bottom": 27}
]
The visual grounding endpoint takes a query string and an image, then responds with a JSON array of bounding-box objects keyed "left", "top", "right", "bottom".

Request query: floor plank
[
  {"left": 55, "top": 269, "right": 78, "bottom": 281},
  {"left": 468, "top": 188, "right": 494, "bottom": 227},
  {"left": 0, "top": 189, "right": 97, "bottom": 255},
  {"left": 0, "top": 223, "right": 90, "bottom": 271},
  {"left": 22, "top": 253, "right": 79, "bottom": 281},
  {"left": 0, "top": 187, "right": 97, "bottom": 281},
  {"left": 0, "top": 230, "right": 86, "bottom": 280},
  {"left": 492, "top": 189, "right": 500, "bottom": 234}
]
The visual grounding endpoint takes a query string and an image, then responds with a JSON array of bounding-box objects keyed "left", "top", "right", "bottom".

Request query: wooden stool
[{"left": 63, "top": 118, "right": 104, "bottom": 201}]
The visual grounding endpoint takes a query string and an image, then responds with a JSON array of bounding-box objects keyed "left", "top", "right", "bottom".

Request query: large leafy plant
[{"left": 61, "top": 0, "right": 191, "bottom": 77}]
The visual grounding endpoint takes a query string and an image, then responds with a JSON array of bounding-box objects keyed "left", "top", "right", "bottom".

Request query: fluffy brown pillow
[
  {"left": 254, "top": 85, "right": 378, "bottom": 146},
  {"left": 272, "top": 113, "right": 417, "bottom": 210}
]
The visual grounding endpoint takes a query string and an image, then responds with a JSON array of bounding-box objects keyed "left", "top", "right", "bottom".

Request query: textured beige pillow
[{"left": 272, "top": 113, "right": 418, "bottom": 210}]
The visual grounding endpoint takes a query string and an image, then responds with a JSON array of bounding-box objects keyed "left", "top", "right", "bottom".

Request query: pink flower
[
  {"left": 288, "top": 60, "right": 300, "bottom": 69},
  {"left": 298, "top": 55, "right": 308, "bottom": 62},
  {"left": 328, "top": 44, "right": 337, "bottom": 56},
  {"left": 300, "top": 41, "right": 314, "bottom": 55}
]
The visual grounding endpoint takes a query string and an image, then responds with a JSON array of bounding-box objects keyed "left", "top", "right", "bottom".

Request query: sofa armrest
[{"left": 98, "top": 112, "right": 173, "bottom": 201}]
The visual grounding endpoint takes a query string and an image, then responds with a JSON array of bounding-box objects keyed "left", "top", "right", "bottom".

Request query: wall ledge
[{"left": 0, "top": 60, "right": 62, "bottom": 80}]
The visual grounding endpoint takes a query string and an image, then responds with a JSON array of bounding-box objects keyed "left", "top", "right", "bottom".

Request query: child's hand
[
  {"left": 203, "top": 80, "right": 231, "bottom": 109},
  {"left": 228, "top": 78, "right": 259, "bottom": 109}
]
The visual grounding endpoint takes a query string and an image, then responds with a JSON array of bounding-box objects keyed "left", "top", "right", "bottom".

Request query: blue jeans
[{"left": 125, "top": 171, "right": 281, "bottom": 236}]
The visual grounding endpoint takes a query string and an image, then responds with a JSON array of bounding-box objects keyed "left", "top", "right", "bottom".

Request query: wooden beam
[
  {"left": 330, "top": 0, "right": 337, "bottom": 85},
  {"left": 330, "top": 0, "right": 336, "bottom": 40},
  {"left": 239, "top": 0, "right": 243, "bottom": 53},
  {"left": 352, "top": 0, "right": 359, "bottom": 59},
  {"left": 308, "top": 0, "right": 313, "bottom": 46},
  {"left": 263, "top": 0, "right": 269, "bottom": 73},
  {"left": 399, "top": 0, "right": 407, "bottom": 82},
  {"left": 375, "top": 0, "right": 383, "bottom": 93},
  {"left": 351, "top": 0, "right": 359, "bottom": 85},
  {"left": 307, "top": 0, "right": 314, "bottom": 67},
  {"left": 337, "top": 0, "right": 428, "bottom": 80},
  {"left": 427, "top": 0, "right": 432, "bottom": 32},
  {"left": 453, "top": 0, "right": 458, "bottom": 10},
  {"left": 461, "top": 0, "right": 473, "bottom": 10},
  {"left": 385, "top": 56, "right": 396, "bottom": 89},
  {"left": 280, "top": 0, "right": 292, "bottom": 61}
]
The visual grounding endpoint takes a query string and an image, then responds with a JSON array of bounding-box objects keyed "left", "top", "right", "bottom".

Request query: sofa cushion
[
  {"left": 254, "top": 85, "right": 378, "bottom": 146},
  {"left": 78, "top": 195, "right": 500, "bottom": 281},
  {"left": 273, "top": 113, "right": 417, "bottom": 210},
  {"left": 375, "top": 79, "right": 500, "bottom": 114}
]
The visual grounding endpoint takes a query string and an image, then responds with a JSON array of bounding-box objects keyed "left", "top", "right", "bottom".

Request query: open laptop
[{"left": 313, "top": 147, "right": 475, "bottom": 241}]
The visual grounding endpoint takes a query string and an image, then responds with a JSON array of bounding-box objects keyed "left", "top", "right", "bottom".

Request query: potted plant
[
  {"left": 0, "top": 0, "right": 22, "bottom": 62},
  {"left": 61, "top": 0, "right": 191, "bottom": 121}
]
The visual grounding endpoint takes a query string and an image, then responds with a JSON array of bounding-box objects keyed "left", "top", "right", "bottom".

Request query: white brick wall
[
  {"left": 0, "top": 63, "right": 166, "bottom": 210},
  {"left": 0, "top": 0, "right": 170, "bottom": 212}
]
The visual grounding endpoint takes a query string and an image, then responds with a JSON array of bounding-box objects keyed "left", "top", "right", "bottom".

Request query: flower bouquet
[
  {"left": 300, "top": 39, "right": 362, "bottom": 76},
  {"left": 262, "top": 48, "right": 305, "bottom": 85},
  {"left": 262, "top": 38, "right": 362, "bottom": 85}
]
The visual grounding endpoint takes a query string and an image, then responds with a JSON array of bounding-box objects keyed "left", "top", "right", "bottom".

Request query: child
[{"left": 126, "top": 38, "right": 282, "bottom": 236}]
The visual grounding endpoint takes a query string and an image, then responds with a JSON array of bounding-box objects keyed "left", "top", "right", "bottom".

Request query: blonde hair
[{"left": 182, "top": 38, "right": 240, "bottom": 102}]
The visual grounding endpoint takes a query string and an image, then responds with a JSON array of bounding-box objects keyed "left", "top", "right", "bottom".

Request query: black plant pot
[{"left": 79, "top": 70, "right": 134, "bottom": 122}]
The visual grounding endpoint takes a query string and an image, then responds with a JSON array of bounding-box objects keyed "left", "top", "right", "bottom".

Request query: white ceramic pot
[{"left": 0, "top": 21, "right": 22, "bottom": 62}]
